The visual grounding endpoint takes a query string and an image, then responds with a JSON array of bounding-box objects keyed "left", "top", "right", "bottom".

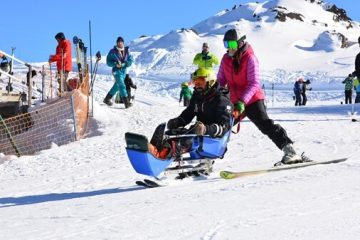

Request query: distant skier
[
  {"left": 179, "top": 82, "right": 192, "bottom": 107},
  {"left": 293, "top": 78, "right": 303, "bottom": 106},
  {"left": 115, "top": 74, "right": 137, "bottom": 104},
  {"left": 193, "top": 42, "right": 219, "bottom": 79},
  {"left": 342, "top": 74, "right": 354, "bottom": 104},
  {"left": 217, "top": 28, "right": 306, "bottom": 165},
  {"left": 103, "top": 36, "right": 134, "bottom": 108},
  {"left": 301, "top": 79, "right": 312, "bottom": 106},
  {"left": 49, "top": 32, "right": 72, "bottom": 94},
  {"left": 353, "top": 36, "right": 360, "bottom": 80}
]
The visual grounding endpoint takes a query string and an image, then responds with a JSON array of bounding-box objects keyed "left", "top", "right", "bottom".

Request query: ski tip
[{"left": 220, "top": 171, "right": 236, "bottom": 179}]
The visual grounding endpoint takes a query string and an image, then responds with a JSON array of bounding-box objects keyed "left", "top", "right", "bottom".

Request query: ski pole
[
  {"left": 132, "top": 88, "right": 136, "bottom": 102},
  {"left": 89, "top": 51, "right": 101, "bottom": 95},
  {"left": 49, "top": 63, "right": 53, "bottom": 99}
]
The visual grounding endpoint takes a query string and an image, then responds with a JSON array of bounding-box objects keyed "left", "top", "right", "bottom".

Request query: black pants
[
  {"left": 345, "top": 90, "right": 352, "bottom": 104},
  {"left": 245, "top": 100, "right": 293, "bottom": 150},
  {"left": 294, "top": 92, "right": 302, "bottom": 106},
  {"left": 183, "top": 98, "right": 190, "bottom": 107},
  {"left": 301, "top": 93, "right": 307, "bottom": 106},
  {"left": 355, "top": 93, "right": 360, "bottom": 104}
]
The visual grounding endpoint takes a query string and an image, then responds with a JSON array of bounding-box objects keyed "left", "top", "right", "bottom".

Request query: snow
[
  {"left": 1, "top": 0, "right": 360, "bottom": 239},
  {"left": 1, "top": 74, "right": 360, "bottom": 239}
]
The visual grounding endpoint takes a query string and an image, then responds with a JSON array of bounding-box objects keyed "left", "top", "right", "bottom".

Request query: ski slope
[{"left": 1, "top": 74, "right": 360, "bottom": 240}]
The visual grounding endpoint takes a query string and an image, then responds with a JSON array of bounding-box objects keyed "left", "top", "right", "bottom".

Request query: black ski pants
[
  {"left": 345, "top": 90, "right": 352, "bottom": 104},
  {"left": 301, "top": 93, "right": 307, "bottom": 106},
  {"left": 294, "top": 92, "right": 302, "bottom": 106},
  {"left": 244, "top": 100, "right": 293, "bottom": 150}
]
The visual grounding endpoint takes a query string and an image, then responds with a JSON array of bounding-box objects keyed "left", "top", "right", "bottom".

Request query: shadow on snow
[{"left": 0, "top": 185, "right": 143, "bottom": 208}]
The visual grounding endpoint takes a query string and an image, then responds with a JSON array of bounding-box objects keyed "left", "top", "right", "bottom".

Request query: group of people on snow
[
  {"left": 47, "top": 29, "right": 360, "bottom": 167},
  {"left": 148, "top": 29, "right": 306, "bottom": 165},
  {"left": 48, "top": 33, "right": 136, "bottom": 108},
  {"left": 293, "top": 78, "right": 311, "bottom": 106},
  {"left": 340, "top": 36, "right": 360, "bottom": 105},
  {"left": 178, "top": 42, "right": 219, "bottom": 107}
]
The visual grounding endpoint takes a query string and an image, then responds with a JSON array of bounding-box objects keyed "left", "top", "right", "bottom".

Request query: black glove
[
  {"left": 167, "top": 118, "right": 183, "bottom": 130},
  {"left": 206, "top": 123, "right": 223, "bottom": 138},
  {"left": 133, "top": 85, "right": 137, "bottom": 89}
]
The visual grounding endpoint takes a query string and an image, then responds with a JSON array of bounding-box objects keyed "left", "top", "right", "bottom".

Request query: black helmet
[
  {"left": 223, "top": 29, "right": 246, "bottom": 42},
  {"left": 55, "top": 32, "right": 65, "bottom": 41},
  {"left": 117, "top": 36, "right": 124, "bottom": 43}
]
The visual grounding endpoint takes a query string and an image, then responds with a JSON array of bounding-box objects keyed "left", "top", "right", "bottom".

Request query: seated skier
[{"left": 148, "top": 67, "right": 233, "bottom": 159}]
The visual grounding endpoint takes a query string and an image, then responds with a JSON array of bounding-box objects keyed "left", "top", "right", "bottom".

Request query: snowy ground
[{"left": 1, "top": 74, "right": 360, "bottom": 240}]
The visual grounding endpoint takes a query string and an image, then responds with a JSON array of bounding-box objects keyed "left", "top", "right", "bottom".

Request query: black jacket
[
  {"left": 355, "top": 52, "right": 360, "bottom": 79},
  {"left": 176, "top": 84, "right": 233, "bottom": 137},
  {"left": 125, "top": 74, "right": 136, "bottom": 90}
]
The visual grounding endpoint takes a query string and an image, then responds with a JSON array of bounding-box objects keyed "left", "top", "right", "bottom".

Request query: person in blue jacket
[
  {"left": 293, "top": 78, "right": 303, "bottom": 106},
  {"left": 103, "top": 36, "right": 134, "bottom": 108}
]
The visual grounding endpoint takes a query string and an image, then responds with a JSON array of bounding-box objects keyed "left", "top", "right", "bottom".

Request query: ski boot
[{"left": 103, "top": 93, "right": 113, "bottom": 106}]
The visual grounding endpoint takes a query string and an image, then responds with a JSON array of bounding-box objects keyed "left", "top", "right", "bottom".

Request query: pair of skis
[
  {"left": 73, "top": 36, "right": 86, "bottom": 84},
  {"left": 135, "top": 158, "right": 348, "bottom": 188},
  {"left": 136, "top": 179, "right": 163, "bottom": 188}
]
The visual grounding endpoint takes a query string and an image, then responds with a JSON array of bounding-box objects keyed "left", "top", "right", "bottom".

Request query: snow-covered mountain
[
  {"left": 126, "top": 0, "right": 359, "bottom": 81},
  {"left": 2, "top": 1, "right": 360, "bottom": 239}
]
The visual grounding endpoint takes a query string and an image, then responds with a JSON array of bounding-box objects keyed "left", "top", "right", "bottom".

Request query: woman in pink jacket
[{"left": 217, "top": 29, "right": 306, "bottom": 165}]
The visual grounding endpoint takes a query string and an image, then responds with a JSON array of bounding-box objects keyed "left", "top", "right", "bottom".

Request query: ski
[
  {"left": 135, "top": 179, "right": 164, "bottom": 188},
  {"left": 220, "top": 158, "right": 348, "bottom": 179}
]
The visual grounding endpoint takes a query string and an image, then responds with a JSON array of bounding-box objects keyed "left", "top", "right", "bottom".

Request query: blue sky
[{"left": 0, "top": 0, "right": 358, "bottom": 62}]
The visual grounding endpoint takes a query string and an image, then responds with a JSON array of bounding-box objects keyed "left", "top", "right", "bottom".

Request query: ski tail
[{"left": 220, "top": 158, "right": 348, "bottom": 180}]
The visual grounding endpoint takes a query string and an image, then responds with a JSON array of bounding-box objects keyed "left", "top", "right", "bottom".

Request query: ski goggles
[{"left": 223, "top": 40, "right": 238, "bottom": 49}]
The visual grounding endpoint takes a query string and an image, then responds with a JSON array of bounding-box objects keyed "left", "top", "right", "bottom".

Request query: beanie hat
[
  {"left": 202, "top": 42, "right": 209, "bottom": 48},
  {"left": 55, "top": 32, "right": 65, "bottom": 41},
  {"left": 223, "top": 29, "right": 246, "bottom": 42},
  {"left": 117, "top": 36, "right": 124, "bottom": 43}
]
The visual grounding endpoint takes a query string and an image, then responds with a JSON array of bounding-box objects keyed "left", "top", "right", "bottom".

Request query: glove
[
  {"left": 234, "top": 101, "right": 245, "bottom": 114},
  {"left": 116, "top": 62, "right": 122, "bottom": 68},
  {"left": 206, "top": 123, "right": 223, "bottom": 138},
  {"left": 133, "top": 85, "right": 137, "bottom": 89},
  {"left": 193, "top": 121, "right": 206, "bottom": 136},
  {"left": 167, "top": 118, "right": 182, "bottom": 130}
]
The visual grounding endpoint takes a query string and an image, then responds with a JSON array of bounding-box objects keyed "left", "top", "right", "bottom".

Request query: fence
[{"left": 0, "top": 72, "right": 90, "bottom": 156}]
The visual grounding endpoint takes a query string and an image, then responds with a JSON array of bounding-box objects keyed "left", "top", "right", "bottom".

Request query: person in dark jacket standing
[
  {"left": 342, "top": 74, "right": 354, "bottom": 104},
  {"left": 354, "top": 36, "right": 360, "bottom": 80},
  {"left": 49, "top": 32, "right": 72, "bottom": 94},
  {"left": 301, "top": 79, "right": 312, "bottom": 106},
  {"left": 293, "top": 78, "right": 303, "bottom": 106},
  {"left": 217, "top": 28, "right": 306, "bottom": 165}
]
